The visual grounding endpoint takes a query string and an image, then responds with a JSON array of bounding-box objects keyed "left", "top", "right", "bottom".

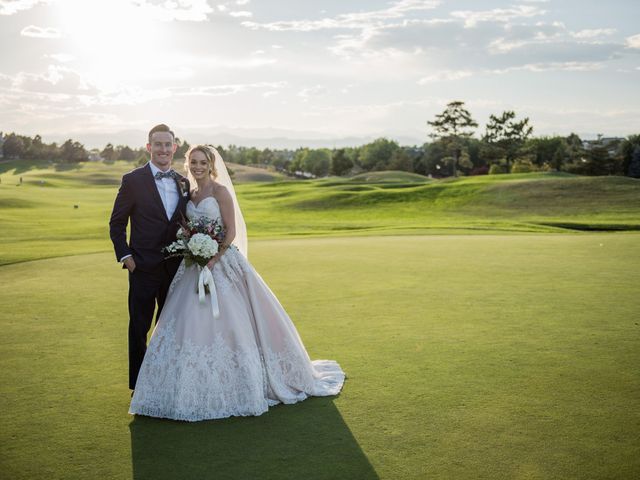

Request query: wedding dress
[{"left": 129, "top": 196, "right": 345, "bottom": 421}]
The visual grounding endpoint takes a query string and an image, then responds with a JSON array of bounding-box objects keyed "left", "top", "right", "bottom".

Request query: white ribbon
[{"left": 197, "top": 266, "right": 219, "bottom": 318}]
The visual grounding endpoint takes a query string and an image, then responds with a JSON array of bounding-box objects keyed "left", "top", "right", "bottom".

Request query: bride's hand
[{"left": 207, "top": 244, "right": 229, "bottom": 270}]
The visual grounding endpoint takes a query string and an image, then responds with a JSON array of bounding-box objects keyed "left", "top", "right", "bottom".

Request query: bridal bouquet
[
  {"left": 163, "top": 216, "right": 226, "bottom": 318},
  {"left": 163, "top": 216, "right": 226, "bottom": 267}
]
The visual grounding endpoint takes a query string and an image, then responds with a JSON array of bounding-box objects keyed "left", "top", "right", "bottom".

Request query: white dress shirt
[
  {"left": 119, "top": 163, "right": 180, "bottom": 263},
  {"left": 148, "top": 161, "right": 179, "bottom": 220}
]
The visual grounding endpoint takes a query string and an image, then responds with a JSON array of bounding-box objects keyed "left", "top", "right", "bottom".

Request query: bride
[{"left": 129, "top": 145, "right": 345, "bottom": 421}]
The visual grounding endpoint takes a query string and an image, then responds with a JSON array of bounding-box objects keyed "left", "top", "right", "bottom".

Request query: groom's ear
[
  {"left": 146, "top": 143, "right": 152, "bottom": 153},
  {"left": 172, "top": 143, "right": 178, "bottom": 153}
]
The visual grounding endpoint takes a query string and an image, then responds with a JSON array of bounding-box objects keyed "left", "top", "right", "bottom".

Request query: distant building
[
  {"left": 88, "top": 149, "right": 102, "bottom": 162},
  {"left": 582, "top": 136, "right": 624, "bottom": 155}
]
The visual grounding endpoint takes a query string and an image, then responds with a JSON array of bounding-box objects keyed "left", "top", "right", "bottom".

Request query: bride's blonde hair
[{"left": 184, "top": 145, "right": 218, "bottom": 183}]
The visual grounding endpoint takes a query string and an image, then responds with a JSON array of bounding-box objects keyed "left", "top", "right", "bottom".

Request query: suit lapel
[
  {"left": 142, "top": 163, "right": 168, "bottom": 219},
  {"left": 170, "top": 175, "right": 189, "bottom": 222}
]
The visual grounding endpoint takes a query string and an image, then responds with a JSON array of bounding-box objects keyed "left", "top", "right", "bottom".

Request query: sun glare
[{"left": 54, "top": 0, "right": 163, "bottom": 87}]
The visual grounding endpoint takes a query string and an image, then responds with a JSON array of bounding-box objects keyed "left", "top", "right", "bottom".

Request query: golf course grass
[
  {"left": 1, "top": 160, "right": 639, "bottom": 265},
  {"left": 1, "top": 160, "right": 639, "bottom": 479}
]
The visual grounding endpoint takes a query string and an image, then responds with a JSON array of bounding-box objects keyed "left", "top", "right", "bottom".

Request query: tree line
[
  {"left": 205, "top": 101, "right": 640, "bottom": 178},
  {"left": 0, "top": 133, "right": 191, "bottom": 165},
  {"left": 2, "top": 101, "right": 639, "bottom": 178}
]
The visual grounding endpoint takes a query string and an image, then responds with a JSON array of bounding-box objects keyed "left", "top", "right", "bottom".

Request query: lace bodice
[
  {"left": 170, "top": 195, "right": 244, "bottom": 297},
  {"left": 186, "top": 196, "right": 222, "bottom": 225}
]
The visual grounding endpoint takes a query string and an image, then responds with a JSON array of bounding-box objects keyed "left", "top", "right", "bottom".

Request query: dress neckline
[{"left": 188, "top": 196, "right": 218, "bottom": 210}]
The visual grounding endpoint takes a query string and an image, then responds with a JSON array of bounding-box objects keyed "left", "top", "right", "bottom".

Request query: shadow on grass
[
  {"left": 129, "top": 397, "right": 378, "bottom": 480},
  {"left": 0, "top": 159, "right": 47, "bottom": 175},
  {"left": 0, "top": 159, "right": 85, "bottom": 175}
]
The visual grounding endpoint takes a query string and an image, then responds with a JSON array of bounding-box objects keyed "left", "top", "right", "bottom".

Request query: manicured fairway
[
  {"left": 1, "top": 235, "right": 639, "bottom": 479},
  {"left": 2, "top": 161, "right": 639, "bottom": 265}
]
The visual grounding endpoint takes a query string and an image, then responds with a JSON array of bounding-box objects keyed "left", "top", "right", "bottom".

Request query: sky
[{"left": 1, "top": 0, "right": 639, "bottom": 148}]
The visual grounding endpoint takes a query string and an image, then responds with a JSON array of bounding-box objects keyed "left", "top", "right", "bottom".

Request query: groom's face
[{"left": 147, "top": 131, "right": 176, "bottom": 171}]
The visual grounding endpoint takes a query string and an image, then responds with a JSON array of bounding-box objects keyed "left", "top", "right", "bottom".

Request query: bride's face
[{"left": 188, "top": 150, "right": 211, "bottom": 181}]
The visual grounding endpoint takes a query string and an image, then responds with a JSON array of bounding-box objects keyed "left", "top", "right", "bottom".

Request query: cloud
[
  {"left": 297, "top": 85, "right": 328, "bottom": 99},
  {"left": 450, "top": 5, "right": 546, "bottom": 28},
  {"left": 626, "top": 33, "right": 640, "bottom": 49},
  {"left": 487, "top": 61, "right": 604, "bottom": 74},
  {"left": 20, "top": 25, "right": 61, "bottom": 38},
  {"left": 45, "top": 53, "right": 75, "bottom": 62},
  {"left": 418, "top": 70, "right": 472, "bottom": 84},
  {"left": 134, "top": 0, "right": 213, "bottom": 22},
  {"left": 9, "top": 65, "right": 97, "bottom": 94},
  {"left": 229, "top": 10, "right": 251, "bottom": 18},
  {"left": 571, "top": 28, "right": 616, "bottom": 40},
  {"left": 332, "top": 11, "right": 631, "bottom": 74},
  {"left": 242, "top": 0, "right": 440, "bottom": 31},
  {"left": 174, "top": 81, "right": 287, "bottom": 97},
  {"left": 0, "top": 0, "right": 48, "bottom": 15}
]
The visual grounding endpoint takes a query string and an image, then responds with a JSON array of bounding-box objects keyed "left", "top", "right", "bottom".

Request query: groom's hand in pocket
[{"left": 123, "top": 257, "right": 136, "bottom": 273}]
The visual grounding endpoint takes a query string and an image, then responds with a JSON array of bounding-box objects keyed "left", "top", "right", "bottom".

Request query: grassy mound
[
  {"left": 348, "top": 170, "right": 431, "bottom": 183},
  {"left": 1, "top": 161, "right": 639, "bottom": 265},
  {"left": 227, "top": 163, "right": 288, "bottom": 183},
  {"left": 239, "top": 172, "right": 640, "bottom": 236}
]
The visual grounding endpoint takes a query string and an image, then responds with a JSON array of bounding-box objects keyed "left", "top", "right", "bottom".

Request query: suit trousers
[{"left": 128, "top": 263, "right": 176, "bottom": 390}]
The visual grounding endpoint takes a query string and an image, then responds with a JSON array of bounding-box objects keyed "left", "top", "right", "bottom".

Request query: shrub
[
  {"left": 470, "top": 165, "right": 489, "bottom": 176},
  {"left": 511, "top": 159, "right": 538, "bottom": 173},
  {"left": 489, "top": 164, "right": 507, "bottom": 174}
]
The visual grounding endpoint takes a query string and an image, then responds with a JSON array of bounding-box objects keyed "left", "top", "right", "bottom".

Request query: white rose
[{"left": 188, "top": 233, "right": 218, "bottom": 258}]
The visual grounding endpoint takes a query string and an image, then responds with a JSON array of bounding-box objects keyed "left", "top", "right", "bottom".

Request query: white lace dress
[{"left": 129, "top": 197, "right": 345, "bottom": 421}]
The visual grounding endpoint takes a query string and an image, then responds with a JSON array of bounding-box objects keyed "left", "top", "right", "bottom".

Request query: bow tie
[{"left": 154, "top": 170, "right": 176, "bottom": 180}]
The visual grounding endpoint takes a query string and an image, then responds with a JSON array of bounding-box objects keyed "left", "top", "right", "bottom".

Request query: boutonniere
[{"left": 177, "top": 177, "right": 189, "bottom": 198}]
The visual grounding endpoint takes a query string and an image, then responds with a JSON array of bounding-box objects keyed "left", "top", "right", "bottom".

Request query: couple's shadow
[{"left": 129, "top": 396, "right": 378, "bottom": 480}]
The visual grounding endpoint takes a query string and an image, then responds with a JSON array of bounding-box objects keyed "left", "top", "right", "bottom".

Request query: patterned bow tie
[{"left": 155, "top": 170, "right": 176, "bottom": 180}]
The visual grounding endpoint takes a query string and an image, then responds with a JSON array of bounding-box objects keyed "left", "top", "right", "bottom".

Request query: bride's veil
[{"left": 210, "top": 146, "right": 248, "bottom": 258}]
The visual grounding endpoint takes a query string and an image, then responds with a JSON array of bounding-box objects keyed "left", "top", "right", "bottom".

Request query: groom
[{"left": 109, "top": 124, "right": 190, "bottom": 392}]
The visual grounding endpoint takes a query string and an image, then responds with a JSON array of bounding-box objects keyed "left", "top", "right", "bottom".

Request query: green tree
[
  {"left": 565, "top": 133, "right": 584, "bottom": 161},
  {"left": 271, "top": 151, "right": 292, "bottom": 171},
  {"left": 427, "top": 101, "right": 478, "bottom": 177},
  {"left": 61, "top": 139, "right": 88, "bottom": 162},
  {"left": 2, "top": 133, "right": 25, "bottom": 158},
  {"left": 258, "top": 148, "right": 274, "bottom": 166},
  {"left": 388, "top": 148, "right": 414, "bottom": 172},
  {"left": 627, "top": 145, "right": 640, "bottom": 178},
  {"left": 414, "top": 140, "right": 446, "bottom": 176},
  {"left": 359, "top": 138, "right": 400, "bottom": 171},
  {"left": 483, "top": 110, "right": 533, "bottom": 172},
  {"left": 117, "top": 145, "right": 136, "bottom": 161},
  {"left": 303, "top": 149, "right": 331, "bottom": 177},
  {"left": 175, "top": 138, "right": 190, "bottom": 160},
  {"left": 101, "top": 143, "right": 117, "bottom": 162},
  {"left": 289, "top": 148, "right": 308, "bottom": 174},
  {"left": 26, "top": 134, "right": 45, "bottom": 159},
  {"left": 522, "top": 136, "right": 568, "bottom": 171},
  {"left": 620, "top": 134, "right": 640, "bottom": 176},
  {"left": 44, "top": 142, "right": 61, "bottom": 160},
  {"left": 567, "top": 142, "right": 620, "bottom": 176},
  {"left": 330, "top": 148, "right": 354, "bottom": 176}
]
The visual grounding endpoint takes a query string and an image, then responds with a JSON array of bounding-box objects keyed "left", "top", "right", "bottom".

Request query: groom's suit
[{"left": 109, "top": 163, "right": 190, "bottom": 389}]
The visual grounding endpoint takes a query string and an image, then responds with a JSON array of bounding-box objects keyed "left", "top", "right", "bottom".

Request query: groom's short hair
[{"left": 148, "top": 124, "right": 175, "bottom": 143}]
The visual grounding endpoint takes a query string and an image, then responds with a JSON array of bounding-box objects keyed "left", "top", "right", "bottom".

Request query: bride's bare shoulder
[{"left": 213, "top": 182, "right": 231, "bottom": 203}]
